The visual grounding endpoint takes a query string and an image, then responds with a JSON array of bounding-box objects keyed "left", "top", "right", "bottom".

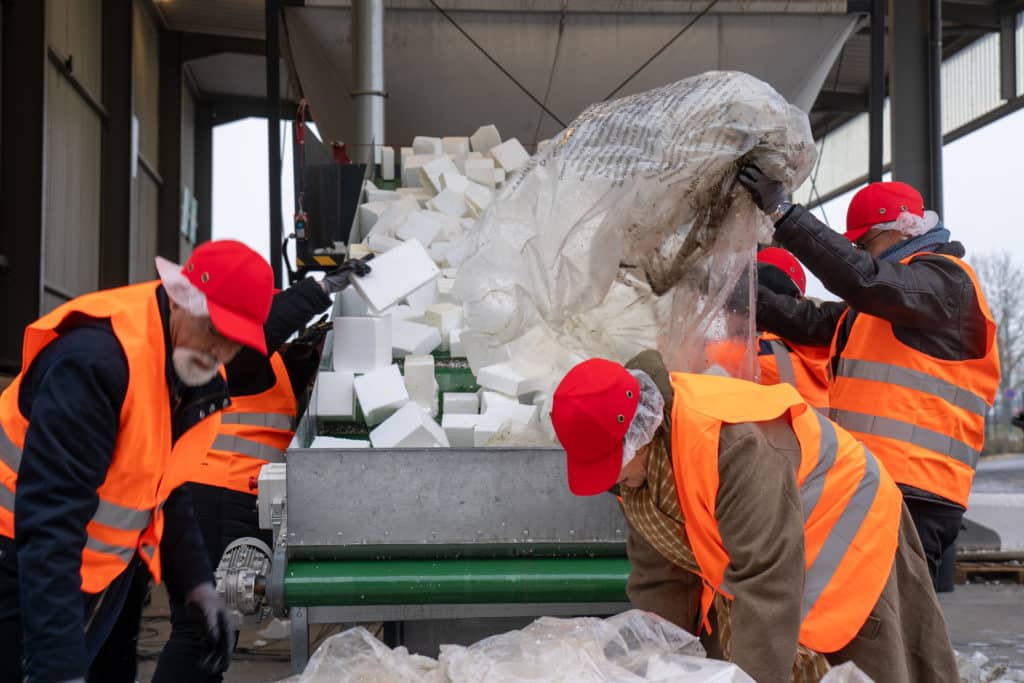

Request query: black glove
[
  {"left": 186, "top": 582, "right": 232, "bottom": 675},
  {"left": 293, "top": 315, "right": 332, "bottom": 349},
  {"left": 738, "top": 164, "right": 788, "bottom": 214},
  {"left": 320, "top": 255, "right": 374, "bottom": 294}
]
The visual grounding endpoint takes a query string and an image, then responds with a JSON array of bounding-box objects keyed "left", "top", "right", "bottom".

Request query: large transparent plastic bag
[
  {"left": 280, "top": 626, "right": 442, "bottom": 683},
  {"left": 439, "top": 609, "right": 753, "bottom": 682},
  {"left": 454, "top": 71, "right": 815, "bottom": 401}
]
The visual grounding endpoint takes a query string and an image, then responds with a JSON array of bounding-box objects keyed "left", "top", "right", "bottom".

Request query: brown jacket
[{"left": 621, "top": 351, "right": 958, "bottom": 682}]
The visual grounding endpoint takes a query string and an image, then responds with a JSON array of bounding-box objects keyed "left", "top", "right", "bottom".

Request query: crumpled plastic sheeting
[
  {"left": 956, "top": 650, "right": 1024, "bottom": 683},
  {"left": 438, "top": 609, "right": 752, "bottom": 682},
  {"left": 454, "top": 71, "right": 815, "bottom": 395},
  {"left": 280, "top": 626, "right": 443, "bottom": 683},
  {"left": 820, "top": 662, "right": 875, "bottom": 682}
]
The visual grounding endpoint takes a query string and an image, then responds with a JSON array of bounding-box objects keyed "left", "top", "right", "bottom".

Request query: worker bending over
[
  {"left": 739, "top": 169, "right": 1000, "bottom": 586},
  {"left": 152, "top": 257, "right": 371, "bottom": 682},
  {"left": 0, "top": 241, "right": 273, "bottom": 682},
  {"left": 755, "top": 247, "right": 829, "bottom": 412},
  {"left": 551, "top": 353, "right": 958, "bottom": 683}
]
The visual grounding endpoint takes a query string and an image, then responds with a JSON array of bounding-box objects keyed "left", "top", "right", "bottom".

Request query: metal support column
[
  {"left": 266, "top": 0, "right": 283, "bottom": 288},
  {"left": 887, "top": 0, "right": 942, "bottom": 212},
  {"left": 195, "top": 101, "right": 214, "bottom": 245},
  {"left": 0, "top": 0, "right": 45, "bottom": 373},
  {"left": 868, "top": 0, "right": 885, "bottom": 182},
  {"left": 158, "top": 30, "right": 183, "bottom": 261},
  {"left": 1000, "top": 10, "right": 1018, "bottom": 102},
  {"left": 100, "top": 0, "right": 135, "bottom": 288},
  {"left": 352, "top": 0, "right": 385, "bottom": 171}
]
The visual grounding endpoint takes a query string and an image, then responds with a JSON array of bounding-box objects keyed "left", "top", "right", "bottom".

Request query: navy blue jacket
[{"left": 0, "top": 286, "right": 226, "bottom": 681}]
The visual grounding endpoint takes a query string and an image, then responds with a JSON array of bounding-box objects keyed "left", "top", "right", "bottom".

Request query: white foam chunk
[
  {"left": 350, "top": 239, "right": 440, "bottom": 314},
  {"left": 494, "top": 167, "right": 506, "bottom": 184},
  {"left": 338, "top": 286, "right": 370, "bottom": 317},
  {"left": 470, "top": 124, "right": 502, "bottom": 154},
  {"left": 418, "top": 156, "right": 460, "bottom": 194},
  {"left": 380, "top": 145, "right": 395, "bottom": 180},
  {"left": 396, "top": 211, "right": 442, "bottom": 246},
  {"left": 354, "top": 364, "right": 409, "bottom": 426},
  {"left": 442, "top": 136, "right": 471, "bottom": 155},
  {"left": 364, "top": 180, "right": 378, "bottom": 192},
  {"left": 427, "top": 188, "right": 468, "bottom": 218},
  {"left": 392, "top": 319, "right": 442, "bottom": 356},
  {"left": 404, "top": 278, "right": 438, "bottom": 312},
  {"left": 310, "top": 435, "right": 370, "bottom": 449},
  {"left": 423, "top": 303, "right": 463, "bottom": 352},
  {"left": 476, "top": 360, "right": 549, "bottom": 397},
  {"left": 313, "top": 371, "right": 356, "bottom": 420},
  {"left": 489, "top": 138, "right": 530, "bottom": 173},
  {"left": 536, "top": 139, "right": 551, "bottom": 153},
  {"left": 464, "top": 182, "right": 493, "bottom": 214},
  {"left": 439, "top": 172, "right": 469, "bottom": 194},
  {"left": 442, "top": 413, "right": 481, "bottom": 447},
  {"left": 449, "top": 327, "right": 465, "bottom": 357},
  {"left": 436, "top": 276, "right": 456, "bottom": 302},
  {"left": 366, "top": 189, "right": 401, "bottom": 203},
  {"left": 395, "top": 187, "right": 433, "bottom": 207},
  {"left": 367, "top": 234, "right": 402, "bottom": 253},
  {"left": 400, "top": 147, "right": 414, "bottom": 162},
  {"left": 387, "top": 303, "right": 422, "bottom": 321},
  {"left": 479, "top": 389, "right": 519, "bottom": 413},
  {"left": 403, "top": 355, "right": 437, "bottom": 412},
  {"left": 443, "top": 392, "right": 479, "bottom": 415},
  {"left": 484, "top": 400, "right": 539, "bottom": 426},
  {"left": 332, "top": 317, "right": 391, "bottom": 373},
  {"left": 464, "top": 158, "right": 497, "bottom": 188},
  {"left": 370, "top": 402, "right": 450, "bottom": 448},
  {"left": 412, "top": 136, "right": 443, "bottom": 156},
  {"left": 429, "top": 241, "right": 451, "bottom": 266},
  {"left": 358, "top": 201, "right": 391, "bottom": 235},
  {"left": 401, "top": 154, "right": 437, "bottom": 187}
]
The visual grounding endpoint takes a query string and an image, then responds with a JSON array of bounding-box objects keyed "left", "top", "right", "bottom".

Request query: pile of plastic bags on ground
[
  {"left": 957, "top": 650, "right": 1024, "bottom": 683},
  {"left": 279, "top": 610, "right": 877, "bottom": 682}
]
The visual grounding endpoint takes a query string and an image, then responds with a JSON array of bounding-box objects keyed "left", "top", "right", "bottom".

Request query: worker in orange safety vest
[{"left": 551, "top": 354, "right": 958, "bottom": 683}]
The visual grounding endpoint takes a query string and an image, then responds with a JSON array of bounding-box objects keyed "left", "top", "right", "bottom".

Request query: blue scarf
[{"left": 878, "top": 225, "right": 951, "bottom": 262}]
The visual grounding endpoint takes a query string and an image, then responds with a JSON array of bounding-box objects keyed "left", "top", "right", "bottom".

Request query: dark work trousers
[
  {"left": 903, "top": 497, "right": 965, "bottom": 591},
  {"left": 152, "top": 483, "right": 273, "bottom": 683},
  {"left": 0, "top": 534, "right": 140, "bottom": 683}
]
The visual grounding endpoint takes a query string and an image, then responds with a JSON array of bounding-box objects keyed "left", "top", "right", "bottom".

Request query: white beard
[{"left": 172, "top": 348, "right": 221, "bottom": 387}]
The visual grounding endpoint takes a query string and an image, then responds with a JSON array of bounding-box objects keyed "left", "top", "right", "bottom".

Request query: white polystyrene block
[
  {"left": 470, "top": 124, "right": 502, "bottom": 154},
  {"left": 392, "top": 319, "right": 442, "bottom": 357},
  {"left": 354, "top": 364, "right": 409, "bottom": 426},
  {"left": 313, "top": 371, "right": 355, "bottom": 420},
  {"left": 366, "top": 189, "right": 402, "bottom": 203},
  {"left": 380, "top": 146, "right": 396, "bottom": 181},
  {"left": 395, "top": 187, "right": 433, "bottom": 207},
  {"left": 404, "top": 278, "right": 438, "bottom": 312},
  {"left": 464, "top": 182, "right": 493, "bottom": 214},
  {"left": 474, "top": 414, "right": 504, "bottom": 447},
  {"left": 464, "top": 158, "right": 497, "bottom": 188},
  {"left": 424, "top": 303, "right": 463, "bottom": 351},
  {"left": 350, "top": 239, "right": 440, "bottom": 314},
  {"left": 440, "top": 172, "right": 469, "bottom": 194},
  {"left": 418, "top": 156, "right": 460, "bottom": 194},
  {"left": 364, "top": 180, "right": 378, "bottom": 192},
  {"left": 436, "top": 276, "right": 456, "bottom": 302},
  {"left": 348, "top": 242, "right": 371, "bottom": 260},
  {"left": 449, "top": 327, "right": 465, "bottom": 357},
  {"left": 370, "top": 402, "right": 449, "bottom": 448},
  {"left": 396, "top": 211, "right": 443, "bottom": 246},
  {"left": 358, "top": 201, "right": 391, "bottom": 234},
  {"left": 310, "top": 436, "right": 370, "bottom": 449},
  {"left": 427, "top": 188, "right": 468, "bottom": 218},
  {"left": 443, "top": 241, "right": 466, "bottom": 268},
  {"left": 412, "top": 136, "right": 443, "bottom": 156},
  {"left": 442, "top": 413, "right": 481, "bottom": 448},
  {"left": 532, "top": 392, "right": 549, "bottom": 408},
  {"left": 484, "top": 400, "right": 539, "bottom": 426},
  {"left": 367, "top": 234, "right": 402, "bottom": 254},
  {"left": 477, "top": 360, "right": 548, "bottom": 397},
  {"left": 333, "top": 316, "right": 391, "bottom": 372},
  {"left": 494, "top": 168, "right": 506, "bottom": 185},
  {"left": 479, "top": 390, "right": 518, "bottom": 413},
  {"left": 400, "top": 147, "right": 414, "bottom": 162},
  {"left": 401, "top": 154, "right": 437, "bottom": 187},
  {"left": 388, "top": 303, "right": 422, "bottom": 321},
  {"left": 451, "top": 154, "right": 469, "bottom": 174},
  {"left": 536, "top": 139, "right": 551, "bottom": 153},
  {"left": 338, "top": 286, "right": 370, "bottom": 317},
  {"left": 441, "top": 268, "right": 458, "bottom": 278},
  {"left": 403, "top": 355, "right": 436, "bottom": 405},
  {"left": 442, "top": 136, "right": 471, "bottom": 155},
  {"left": 429, "top": 241, "right": 451, "bottom": 266},
  {"left": 443, "top": 392, "right": 479, "bottom": 415},
  {"left": 489, "top": 138, "right": 530, "bottom": 173}
]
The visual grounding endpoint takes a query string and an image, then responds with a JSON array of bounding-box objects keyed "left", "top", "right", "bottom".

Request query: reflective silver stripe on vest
[
  {"left": 0, "top": 425, "right": 22, "bottom": 472},
  {"left": 769, "top": 340, "right": 797, "bottom": 387},
  {"left": 836, "top": 358, "right": 989, "bottom": 417},
  {"left": 91, "top": 500, "right": 152, "bottom": 532},
  {"left": 801, "top": 446, "right": 882, "bottom": 621},
  {"left": 800, "top": 412, "right": 839, "bottom": 524},
  {"left": 220, "top": 412, "right": 294, "bottom": 431},
  {"left": 0, "top": 483, "right": 13, "bottom": 513},
  {"left": 212, "top": 434, "right": 285, "bottom": 463},
  {"left": 84, "top": 535, "right": 136, "bottom": 564},
  {"left": 830, "top": 409, "right": 981, "bottom": 470}
]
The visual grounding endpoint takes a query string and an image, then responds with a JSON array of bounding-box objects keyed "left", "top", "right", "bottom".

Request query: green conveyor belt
[{"left": 284, "top": 558, "right": 630, "bottom": 606}]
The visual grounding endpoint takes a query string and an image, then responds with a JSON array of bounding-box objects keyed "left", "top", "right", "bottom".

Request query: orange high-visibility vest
[
  {"left": 189, "top": 353, "right": 296, "bottom": 494},
  {"left": 0, "top": 282, "right": 221, "bottom": 593},
  {"left": 758, "top": 332, "right": 830, "bottom": 413},
  {"left": 669, "top": 372, "right": 902, "bottom": 653},
  {"left": 829, "top": 253, "right": 1000, "bottom": 508}
]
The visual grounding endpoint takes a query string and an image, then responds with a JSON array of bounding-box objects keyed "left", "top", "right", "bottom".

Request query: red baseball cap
[
  {"left": 845, "top": 181, "right": 924, "bottom": 243},
  {"left": 551, "top": 359, "right": 640, "bottom": 496},
  {"left": 156, "top": 240, "right": 274, "bottom": 354},
  {"left": 757, "top": 247, "right": 806, "bottom": 295}
]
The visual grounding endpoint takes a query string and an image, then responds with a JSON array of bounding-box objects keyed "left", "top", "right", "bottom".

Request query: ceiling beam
[
  {"left": 942, "top": 2, "right": 1000, "bottom": 30},
  {"left": 181, "top": 31, "right": 266, "bottom": 62},
  {"left": 814, "top": 90, "right": 870, "bottom": 112}
]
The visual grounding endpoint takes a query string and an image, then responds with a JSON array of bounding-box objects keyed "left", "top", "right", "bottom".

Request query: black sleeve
[
  {"left": 158, "top": 486, "right": 214, "bottom": 597},
  {"left": 13, "top": 326, "right": 128, "bottom": 683},
  {"left": 773, "top": 206, "right": 970, "bottom": 329},
  {"left": 756, "top": 286, "right": 847, "bottom": 347}
]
